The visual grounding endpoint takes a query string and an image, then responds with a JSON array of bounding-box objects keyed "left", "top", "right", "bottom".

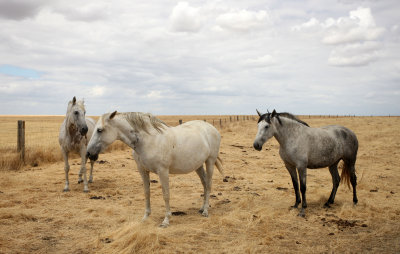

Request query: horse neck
[
  {"left": 65, "top": 112, "right": 77, "bottom": 138},
  {"left": 274, "top": 118, "right": 304, "bottom": 147}
]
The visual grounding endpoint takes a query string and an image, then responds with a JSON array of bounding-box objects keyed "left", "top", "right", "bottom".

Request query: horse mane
[
  {"left": 122, "top": 112, "right": 168, "bottom": 133},
  {"left": 258, "top": 111, "right": 309, "bottom": 127},
  {"left": 278, "top": 112, "right": 309, "bottom": 127}
]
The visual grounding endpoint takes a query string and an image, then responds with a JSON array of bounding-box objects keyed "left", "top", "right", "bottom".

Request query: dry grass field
[{"left": 0, "top": 115, "right": 399, "bottom": 253}]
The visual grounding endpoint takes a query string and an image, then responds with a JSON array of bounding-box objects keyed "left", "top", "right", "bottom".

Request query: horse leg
[
  {"left": 79, "top": 147, "right": 89, "bottom": 192},
  {"left": 349, "top": 163, "right": 358, "bottom": 205},
  {"left": 297, "top": 167, "right": 307, "bottom": 217},
  {"left": 138, "top": 165, "right": 151, "bottom": 222},
  {"left": 202, "top": 159, "right": 215, "bottom": 217},
  {"left": 195, "top": 166, "right": 207, "bottom": 214},
  {"left": 88, "top": 159, "right": 94, "bottom": 183},
  {"left": 325, "top": 162, "right": 340, "bottom": 208},
  {"left": 158, "top": 168, "right": 171, "bottom": 228},
  {"left": 285, "top": 163, "right": 301, "bottom": 208},
  {"left": 62, "top": 149, "right": 70, "bottom": 192}
]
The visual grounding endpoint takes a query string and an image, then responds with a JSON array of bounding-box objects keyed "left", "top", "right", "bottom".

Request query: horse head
[
  {"left": 253, "top": 109, "right": 279, "bottom": 151},
  {"left": 67, "top": 96, "right": 89, "bottom": 136},
  {"left": 86, "top": 111, "right": 119, "bottom": 161}
]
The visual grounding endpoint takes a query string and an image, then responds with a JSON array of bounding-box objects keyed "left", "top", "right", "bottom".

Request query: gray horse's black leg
[
  {"left": 325, "top": 163, "right": 340, "bottom": 208},
  {"left": 350, "top": 164, "right": 358, "bottom": 204},
  {"left": 285, "top": 164, "right": 301, "bottom": 208},
  {"left": 298, "top": 167, "right": 307, "bottom": 217},
  {"left": 290, "top": 175, "right": 301, "bottom": 208}
]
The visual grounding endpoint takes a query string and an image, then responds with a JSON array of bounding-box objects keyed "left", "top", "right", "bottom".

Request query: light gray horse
[
  {"left": 59, "top": 96, "right": 96, "bottom": 192},
  {"left": 86, "top": 111, "right": 223, "bottom": 227},
  {"left": 253, "top": 110, "right": 358, "bottom": 217}
]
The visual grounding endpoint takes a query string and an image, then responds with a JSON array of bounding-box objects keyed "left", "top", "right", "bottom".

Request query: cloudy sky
[{"left": 0, "top": 0, "right": 399, "bottom": 116}]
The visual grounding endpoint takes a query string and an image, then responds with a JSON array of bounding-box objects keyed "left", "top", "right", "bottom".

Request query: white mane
[{"left": 122, "top": 112, "right": 168, "bottom": 134}]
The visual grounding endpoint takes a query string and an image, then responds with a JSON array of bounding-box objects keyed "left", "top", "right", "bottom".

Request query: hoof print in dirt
[
  {"left": 172, "top": 211, "right": 187, "bottom": 216},
  {"left": 90, "top": 196, "right": 105, "bottom": 200}
]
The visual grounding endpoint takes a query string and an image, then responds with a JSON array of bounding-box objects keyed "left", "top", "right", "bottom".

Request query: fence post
[
  {"left": 179, "top": 119, "right": 182, "bottom": 125},
  {"left": 17, "top": 120, "right": 25, "bottom": 163}
]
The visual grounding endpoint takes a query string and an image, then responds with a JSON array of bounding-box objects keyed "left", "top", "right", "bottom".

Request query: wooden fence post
[
  {"left": 17, "top": 120, "right": 25, "bottom": 163},
  {"left": 179, "top": 119, "right": 182, "bottom": 125}
]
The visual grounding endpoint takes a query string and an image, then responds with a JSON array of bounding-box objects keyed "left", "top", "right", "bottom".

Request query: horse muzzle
[
  {"left": 80, "top": 126, "right": 88, "bottom": 136},
  {"left": 253, "top": 142, "right": 262, "bottom": 151},
  {"left": 86, "top": 151, "right": 98, "bottom": 161}
]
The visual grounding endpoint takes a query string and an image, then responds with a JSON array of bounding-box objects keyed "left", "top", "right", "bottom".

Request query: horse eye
[
  {"left": 97, "top": 128, "right": 103, "bottom": 133},
  {"left": 265, "top": 125, "right": 269, "bottom": 129}
]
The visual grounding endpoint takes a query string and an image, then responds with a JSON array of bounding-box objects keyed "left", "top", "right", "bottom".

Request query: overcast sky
[{"left": 0, "top": 0, "right": 399, "bottom": 116}]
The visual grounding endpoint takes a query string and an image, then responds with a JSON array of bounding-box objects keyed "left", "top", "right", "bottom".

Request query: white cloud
[
  {"left": 292, "top": 7, "right": 386, "bottom": 66},
  {"left": 328, "top": 42, "right": 382, "bottom": 66},
  {"left": 215, "top": 9, "right": 268, "bottom": 32},
  {"left": 169, "top": 2, "right": 203, "bottom": 33},
  {"left": 243, "top": 55, "right": 276, "bottom": 68},
  {"left": 91, "top": 86, "right": 106, "bottom": 97},
  {"left": 322, "top": 7, "right": 385, "bottom": 45}
]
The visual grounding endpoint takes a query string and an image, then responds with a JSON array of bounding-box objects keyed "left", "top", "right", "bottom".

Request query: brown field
[{"left": 0, "top": 115, "right": 399, "bottom": 253}]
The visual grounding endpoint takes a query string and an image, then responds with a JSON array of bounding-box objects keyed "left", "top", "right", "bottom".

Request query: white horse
[
  {"left": 86, "top": 111, "right": 223, "bottom": 227},
  {"left": 59, "top": 96, "right": 96, "bottom": 192}
]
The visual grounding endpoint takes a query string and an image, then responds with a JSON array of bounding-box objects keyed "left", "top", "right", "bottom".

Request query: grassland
[{"left": 0, "top": 115, "right": 399, "bottom": 253}]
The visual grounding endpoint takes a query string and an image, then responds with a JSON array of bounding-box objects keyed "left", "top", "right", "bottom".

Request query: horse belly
[
  {"left": 169, "top": 142, "right": 210, "bottom": 174},
  {"left": 307, "top": 145, "right": 341, "bottom": 169},
  {"left": 169, "top": 125, "right": 213, "bottom": 174}
]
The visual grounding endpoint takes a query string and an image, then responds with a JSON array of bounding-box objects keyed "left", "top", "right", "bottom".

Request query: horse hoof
[
  {"left": 83, "top": 189, "right": 89, "bottom": 193},
  {"left": 159, "top": 223, "right": 169, "bottom": 228},
  {"left": 198, "top": 209, "right": 204, "bottom": 214},
  {"left": 298, "top": 212, "right": 305, "bottom": 218},
  {"left": 202, "top": 211, "right": 209, "bottom": 217},
  {"left": 78, "top": 180, "right": 83, "bottom": 184},
  {"left": 323, "top": 203, "right": 331, "bottom": 208},
  {"left": 88, "top": 179, "right": 93, "bottom": 183},
  {"left": 63, "top": 189, "right": 70, "bottom": 192}
]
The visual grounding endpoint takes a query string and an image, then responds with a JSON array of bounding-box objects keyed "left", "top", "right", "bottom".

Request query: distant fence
[{"left": 176, "top": 115, "right": 256, "bottom": 129}]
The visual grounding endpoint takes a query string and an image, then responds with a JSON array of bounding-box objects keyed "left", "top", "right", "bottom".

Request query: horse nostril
[
  {"left": 81, "top": 127, "right": 88, "bottom": 135},
  {"left": 253, "top": 143, "right": 262, "bottom": 151}
]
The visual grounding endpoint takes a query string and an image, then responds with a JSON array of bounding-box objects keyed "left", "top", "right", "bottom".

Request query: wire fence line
[{"left": 0, "top": 115, "right": 255, "bottom": 154}]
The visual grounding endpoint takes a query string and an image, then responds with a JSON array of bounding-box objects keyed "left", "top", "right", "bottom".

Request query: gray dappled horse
[
  {"left": 59, "top": 96, "right": 96, "bottom": 192},
  {"left": 253, "top": 110, "right": 358, "bottom": 217}
]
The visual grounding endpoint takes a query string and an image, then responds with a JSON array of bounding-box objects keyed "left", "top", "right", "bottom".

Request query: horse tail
[
  {"left": 215, "top": 156, "right": 224, "bottom": 176},
  {"left": 340, "top": 161, "right": 351, "bottom": 189}
]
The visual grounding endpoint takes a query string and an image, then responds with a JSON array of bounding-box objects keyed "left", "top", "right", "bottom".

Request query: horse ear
[
  {"left": 271, "top": 109, "right": 276, "bottom": 117},
  {"left": 256, "top": 109, "right": 262, "bottom": 116},
  {"left": 72, "top": 96, "right": 76, "bottom": 105},
  {"left": 110, "top": 111, "right": 117, "bottom": 119}
]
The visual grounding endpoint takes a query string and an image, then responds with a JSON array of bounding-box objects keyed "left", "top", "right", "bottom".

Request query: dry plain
[{"left": 0, "top": 115, "right": 399, "bottom": 253}]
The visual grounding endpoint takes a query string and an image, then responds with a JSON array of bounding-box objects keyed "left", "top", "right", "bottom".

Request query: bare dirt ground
[{"left": 0, "top": 116, "right": 399, "bottom": 253}]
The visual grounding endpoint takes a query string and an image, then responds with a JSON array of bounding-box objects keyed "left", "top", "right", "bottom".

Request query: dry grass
[
  {"left": 0, "top": 115, "right": 152, "bottom": 170},
  {"left": 0, "top": 115, "right": 399, "bottom": 253}
]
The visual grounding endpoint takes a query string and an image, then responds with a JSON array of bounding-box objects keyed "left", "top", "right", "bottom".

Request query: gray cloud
[{"left": 0, "top": 0, "right": 48, "bottom": 20}]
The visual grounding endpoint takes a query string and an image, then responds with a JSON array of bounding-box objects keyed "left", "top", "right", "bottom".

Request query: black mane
[{"left": 257, "top": 112, "right": 309, "bottom": 127}]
